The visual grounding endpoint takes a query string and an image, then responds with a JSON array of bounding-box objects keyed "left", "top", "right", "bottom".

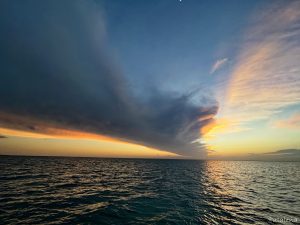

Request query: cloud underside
[{"left": 0, "top": 1, "right": 217, "bottom": 157}]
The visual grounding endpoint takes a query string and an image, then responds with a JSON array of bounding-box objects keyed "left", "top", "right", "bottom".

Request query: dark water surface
[{"left": 0, "top": 156, "right": 299, "bottom": 224}]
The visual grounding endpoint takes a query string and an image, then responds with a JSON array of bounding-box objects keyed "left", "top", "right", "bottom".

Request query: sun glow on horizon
[{"left": 0, "top": 127, "right": 179, "bottom": 158}]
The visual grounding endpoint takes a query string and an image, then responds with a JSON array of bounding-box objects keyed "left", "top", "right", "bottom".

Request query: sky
[{"left": 0, "top": 0, "right": 299, "bottom": 159}]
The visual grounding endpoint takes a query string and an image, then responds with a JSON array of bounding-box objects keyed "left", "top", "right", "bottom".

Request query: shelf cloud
[{"left": 0, "top": 0, "right": 217, "bottom": 157}]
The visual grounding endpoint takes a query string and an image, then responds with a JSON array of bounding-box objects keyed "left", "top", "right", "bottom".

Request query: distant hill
[
  {"left": 264, "top": 149, "right": 300, "bottom": 155},
  {"left": 208, "top": 149, "right": 300, "bottom": 161},
  {"left": 248, "top": 149, "right": 300, "bottom": 161}
]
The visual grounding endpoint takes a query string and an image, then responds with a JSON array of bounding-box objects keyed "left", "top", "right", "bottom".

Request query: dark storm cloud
[{"left": 0, "top": 0, "right": 217, "bottom": 157}]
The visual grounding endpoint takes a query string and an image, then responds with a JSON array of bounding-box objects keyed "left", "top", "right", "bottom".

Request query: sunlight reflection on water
[{"left": 0, "top": 156, "right": 299, "bottom": 224}]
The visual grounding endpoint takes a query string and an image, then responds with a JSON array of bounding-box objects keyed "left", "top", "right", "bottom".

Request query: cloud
[
  {"left": 216, "top": 1, "right": 300, "bottom": 129},
  {"left": 0, "top": 135, "right": 7, "bottom": 139},
  {"left": 210, "top": 58, "right": 228, "bottom": 74},
  {"left": 0, "top": 0, "right": 217, "bottom": 157},
  {"left": 274, "top": 112, "right": 300, "bottom": 129}
]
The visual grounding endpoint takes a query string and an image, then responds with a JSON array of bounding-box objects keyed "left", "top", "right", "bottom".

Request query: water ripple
[{"left": 0, "top": 156, "right": 299, "bottom": 224}]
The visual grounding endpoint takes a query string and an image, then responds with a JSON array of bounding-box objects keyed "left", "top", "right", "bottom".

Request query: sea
[{"left": 0, "top": 156, "right": 299, "bottom": 224}]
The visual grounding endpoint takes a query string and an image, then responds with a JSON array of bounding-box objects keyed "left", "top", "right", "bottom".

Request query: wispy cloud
[
  {"left": 274, "top": 112, "right": 300, "bottom": 129},
  {"left": 210, "top": 58, "right": 228, "bottom": 74},
  {"left": 219, "top": 1, "right": 300, "bottom": 126},
  {"left": 204, "top": 1, "right": 300, "bottom": 147}
]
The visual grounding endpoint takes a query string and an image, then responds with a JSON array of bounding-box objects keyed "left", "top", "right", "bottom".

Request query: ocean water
[{"left": 0, "top": 156, "right": 299, "bottom": 225}]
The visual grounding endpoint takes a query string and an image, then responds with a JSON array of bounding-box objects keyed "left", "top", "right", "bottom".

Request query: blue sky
[{"left": 103, "top": 0, "right": 260, "bottom": 95}]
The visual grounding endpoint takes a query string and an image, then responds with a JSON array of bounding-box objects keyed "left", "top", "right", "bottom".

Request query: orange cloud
[
  {"left": 0, "top": 112, "right": 116, "bottom": 141},
  {"left": 218, "top": 1, "right": 300, "bottom": 129},
  {"left": 0, "top": 112, "right": 181, "bottom": 158},
  {"left": 205, "top": 2, "right": 300, "bottom": 154}
]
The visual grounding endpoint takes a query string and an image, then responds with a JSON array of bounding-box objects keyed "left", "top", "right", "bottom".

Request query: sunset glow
[{"left": 0, "top": 0, "right": 299, "bottom": 158}]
